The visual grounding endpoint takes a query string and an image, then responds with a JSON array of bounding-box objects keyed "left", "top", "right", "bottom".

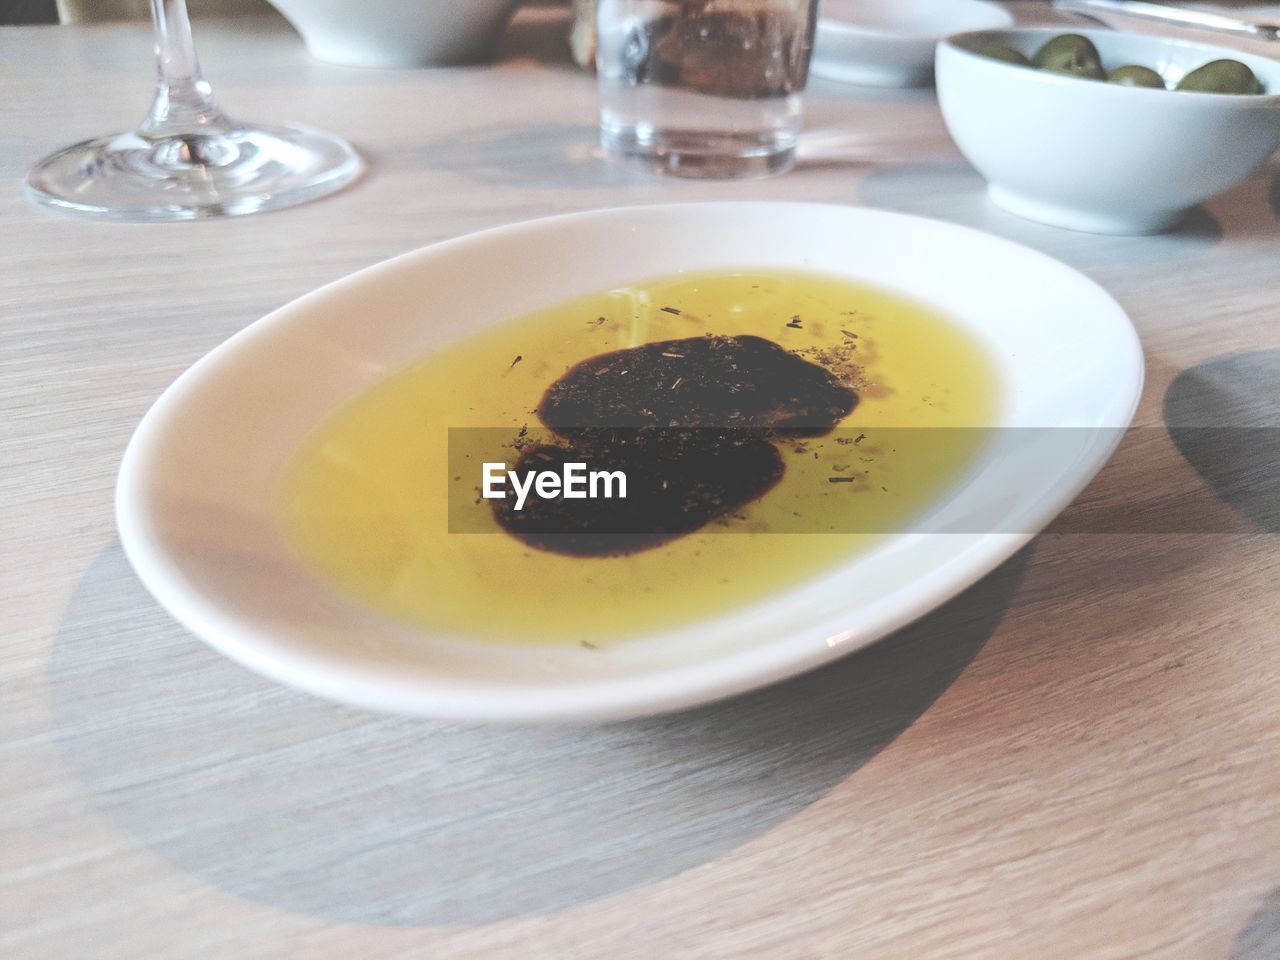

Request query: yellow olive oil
[{"left": 283, "top": 270, "right": 1000, "bottom": 644}]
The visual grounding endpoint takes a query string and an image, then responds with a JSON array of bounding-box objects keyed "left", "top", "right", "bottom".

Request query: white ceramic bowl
[
  {"left": 812, "top": 0, "right": 1012, "bottom": 88},
  {"left": 267, "top": 0, "right": 524, "bottom": 68},
  {"left": 936, "top": 28, "right": 1280, "bottom": 234},
  {"left": 116, "top": 203, "right": 1142, "bottom": 723}
]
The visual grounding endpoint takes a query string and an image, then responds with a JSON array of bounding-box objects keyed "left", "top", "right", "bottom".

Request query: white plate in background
[{"left": 813, "top": 0, "right": 1014, "bottom": 87}]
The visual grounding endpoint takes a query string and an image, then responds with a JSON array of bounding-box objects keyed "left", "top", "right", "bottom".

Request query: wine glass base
[{"left": 25, "top": 122, "right": 362, "bottom": 222}]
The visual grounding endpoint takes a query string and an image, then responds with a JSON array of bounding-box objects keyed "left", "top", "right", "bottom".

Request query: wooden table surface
[{"left": 2, "top": 7, "right": 1277, "bottom": 959}]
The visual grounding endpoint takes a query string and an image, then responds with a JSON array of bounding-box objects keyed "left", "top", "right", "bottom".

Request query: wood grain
[{"left": 1, "top": 8, "right": 1277, "bottom": 959}]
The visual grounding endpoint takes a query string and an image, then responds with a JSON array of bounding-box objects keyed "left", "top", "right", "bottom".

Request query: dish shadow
[
  {"left": 48, "top": 540, "right": 1029, "bottom": 927},
  {"left": 857, "top": 160, "right": 1224, "bottom": 271},
  {"left": 1232, "top": 887, "right": 1280, "bottom": 960},
  {"left": 1163, "top": 349, "right": 1280, "bottom": 534},
  {"left": 1044, "top": 426, "right": 1260, "bottom": 535}
]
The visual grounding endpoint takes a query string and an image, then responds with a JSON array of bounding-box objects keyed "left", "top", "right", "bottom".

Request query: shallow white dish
[
  {"left": 117, "top": 203, "right": 1142, "bottom": 723},
  {"left": 812, "top": 0, "right": 1012, "bottom": 87},
  {"left": 937, "top": 28, "right": 1280, "bottom": 234},
  {"left": 266, "top": 0, "right": 523, "bottom": 67}
]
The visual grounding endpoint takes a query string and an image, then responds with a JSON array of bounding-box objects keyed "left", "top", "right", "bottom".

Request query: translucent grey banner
[{"left": 447, "top": 426, "right": 1278, "bottom": 538}]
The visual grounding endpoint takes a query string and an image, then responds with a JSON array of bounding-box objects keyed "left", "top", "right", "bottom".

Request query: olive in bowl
[
  {"left": 1032, "top": 33, "right": 1105, "bottom": 80},
  {"left": 1108, "top": 65, "right": 1165, "bottom": 89},
  {"left": 1179, "top": 59, "right": 1264, "bottom": 94},
  {"left": 935, "top": 28, "right": 1280, "bottom": 234}
]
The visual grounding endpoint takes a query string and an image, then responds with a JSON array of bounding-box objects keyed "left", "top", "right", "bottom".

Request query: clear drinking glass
[
  {"left": 26, "top": 0, "right": 362, "bottom": 221},
  {"left": 597, "top": 0, "right": 819, "bottom": 178}
]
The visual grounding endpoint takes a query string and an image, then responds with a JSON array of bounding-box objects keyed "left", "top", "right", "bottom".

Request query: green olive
[
  {"left": 1107, "top": 65, "right": 1165, "bottom": 89},
  {"left": 1177, "top": 59, "right": 1263, "bottom": 94},
  {"left": 1032, "top": 33, "right": 1105, "bottom": 80},
  {"left": 977, "top": 42, "right": 1031, "bottom": 67}
]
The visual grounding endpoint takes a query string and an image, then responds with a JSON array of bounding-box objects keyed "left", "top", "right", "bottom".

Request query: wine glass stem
[{"left": 140, "top": 0, "right": 231, "bottom": 137}]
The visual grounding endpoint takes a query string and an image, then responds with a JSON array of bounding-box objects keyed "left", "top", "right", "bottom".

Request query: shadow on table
[
  {"left": 791, "top": 127, "right": 952, "bottom": 175},
  {"left": 1042, "top": 427, "right": 1263, "bottom": 536},
  {"left": 48, "top": 540, "right": 1029, "bottom": 927},
  {"left": 415, "top": 123, "right": 654, "bottom": 189},
  {"left": 857, "top": 160, "right": 1225, "bottom": 271},
  {"left": 1233, "top": 887, "right": 1280, "bottom": 960},
  {"left": 807, "top": 76, "right": 940, "bottom": 105},
  {"left": 1164, "top": 349, "right": 1280, "bottom": 534}
]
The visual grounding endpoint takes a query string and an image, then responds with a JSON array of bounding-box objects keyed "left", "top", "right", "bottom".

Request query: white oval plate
[
  {"left": 117, "top": 203, "right": 1142, "bottom": 723},
  {"left": 812, "top": 0, "right": 1013, "bottom": 87}
]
